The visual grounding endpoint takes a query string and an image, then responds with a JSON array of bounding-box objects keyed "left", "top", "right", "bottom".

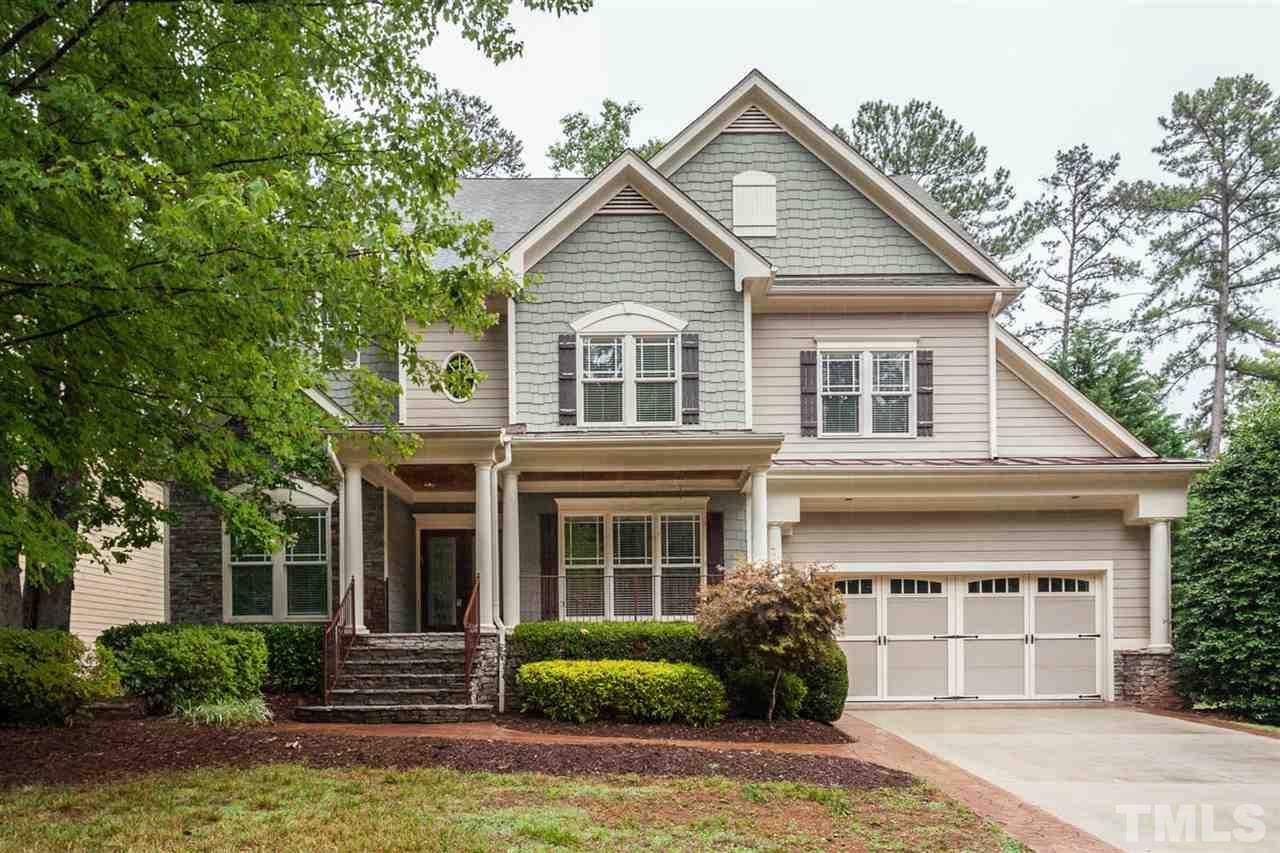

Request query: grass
[
  {"left": 172, "top": 697, "right": 274, "bottom": 727},
  {"left": 0, "top": 764, "right": 1030, "bottom": 852}
]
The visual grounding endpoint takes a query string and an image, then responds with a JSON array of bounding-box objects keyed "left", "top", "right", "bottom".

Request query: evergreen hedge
[{"left": 517, "top": 659, "right": 726, "bottom": 726}]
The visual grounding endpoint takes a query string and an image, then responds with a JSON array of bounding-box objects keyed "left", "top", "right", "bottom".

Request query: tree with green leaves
[
  {"left": 834, "top": 99, "right": 1038, "bottom": 262},
  {"left": 546, "top": 99, "right": 664, "bottom": 176},
  {"left": 438, "top": 88, "right": 529, "bottom": 178},
  {"left": 1135, "top": 75, "right": 1280, "bottom": 457},
  {"left": 1051, "top": 325, "right": 1192, "bottom": 458},
  {"left": 1173, "top": 386, "right": 1280, "bottom": 723},
  {"left": 0, "top": 0, "right": 589, "bottom": 628},
  {"left": 1023, "top": 145, "right": 1146, "bottom": 355}
]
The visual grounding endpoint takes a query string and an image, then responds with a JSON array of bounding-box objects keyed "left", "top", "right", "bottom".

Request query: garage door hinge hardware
[
  {"left": 1077, "top": 633, "right": 1101, "bottom": 638},
  {"left": 931, "top": 634, "right": 978, "bottom": 639},
  {"left": 932, "top": 695, "right": 980, "bottom": 700}
]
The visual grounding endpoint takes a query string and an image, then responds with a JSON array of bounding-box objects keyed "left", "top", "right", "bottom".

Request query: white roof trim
[
  {"left": 994, "top": 325, "right": 1156, "bottom": 458},
  {"left": 571, "top": 301, "right": 689, "bottom": 334},
  {"left": 504, "top": 151, "right": 774, "bottom": 293},
  {"left": 649, "top": 70, "right": 1023, "bottom": 291}
]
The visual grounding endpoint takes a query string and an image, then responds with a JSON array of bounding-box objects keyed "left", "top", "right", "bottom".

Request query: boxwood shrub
[
  {"left": 121, "top": 626, "right": 267, "bottom": 714},
  {"left": 509, "top": 621, "right": 715, "bottom": 667},
  {"left": 101, "top": 622, "right": 322, "bottom": 694},
  {"left": 517, "top": 659, "right": 726, "bottom": 727},
  {"left": 0, "top": 629, "right": 121, "bottom": 726},
  {"left": 799, "top": 640, "right": 849, "bottom": 723}
]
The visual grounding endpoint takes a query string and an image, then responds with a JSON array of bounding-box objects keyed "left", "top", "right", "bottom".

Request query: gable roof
[
  {"left": 649, "top": 69, "right": 1023, "bottom": 292},
  {"left": 504, "top": 151, "right": 774, "bottom": 291},
  {"left": 433, "top": 178, "right": 586, "bottom": 267}
]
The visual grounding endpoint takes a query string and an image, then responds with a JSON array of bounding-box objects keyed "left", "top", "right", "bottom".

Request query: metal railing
[
  {"left": 462, "top": 581, "right": 480, "bottom": 700},
  {"left": 322, "top": 577, "right": 356, "bottom": 705},
  {"left": 524, "top": 572, "right": 723, "bottom": 622}
]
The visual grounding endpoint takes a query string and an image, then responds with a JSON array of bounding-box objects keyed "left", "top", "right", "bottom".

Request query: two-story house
[{"left": 168, "top": 70, "right": 1204, "bottom": 721}]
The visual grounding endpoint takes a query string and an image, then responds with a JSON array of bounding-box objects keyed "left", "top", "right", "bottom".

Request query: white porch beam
[
  {"left": 474, "top": 462, "right": 494, "bottom": 627},
  {"left": 1148, "top": 520, "right": 1172, "bottom": 652},
  {"left": 343, "top": 462, "right": 366, "bottom": 632},
  {"left": 501, "top": 470, "right": 521, "bottom": 626},
  {"left": 750, "top": 468, "right": 769, "bottom": 563}
]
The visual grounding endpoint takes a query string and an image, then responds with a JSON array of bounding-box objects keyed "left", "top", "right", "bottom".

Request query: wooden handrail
[
  {"left": 322, "top": 577, "right": 356, "bottom": 705},
  {"left": 462, "top": 581, "right": 480, "bottom": 702}
]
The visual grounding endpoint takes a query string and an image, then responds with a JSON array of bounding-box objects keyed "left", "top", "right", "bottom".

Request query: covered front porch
[{"left": 331, "top": 429, "right": 783, "bottom": 634}]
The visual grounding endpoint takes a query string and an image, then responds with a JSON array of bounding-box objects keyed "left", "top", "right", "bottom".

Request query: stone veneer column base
[{"left": 1114, "top": 649, "right": 1185, "bottom": 710}]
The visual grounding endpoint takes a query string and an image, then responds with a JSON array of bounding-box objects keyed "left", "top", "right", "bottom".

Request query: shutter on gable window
[
  {"left": 916, "top": 350, "right": 934, "bottom": 437},
  {"left": 558, "top": 334, "right": 576, "bottom": 425},
  {"left": 800, "top": 350, "right": 818, "bottom": 436},
  {"left": 681, "top": 334, "right": 700, "bottom": 425},
  {"left": 707, "top": 511, "right": 725, "bottom": 574}
]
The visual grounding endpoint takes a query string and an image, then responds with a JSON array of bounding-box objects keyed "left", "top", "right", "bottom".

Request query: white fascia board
[
  {"left": 303, "top": 387, "right": 353, "bottom": 424},
  {"left": 995, "top": 326, "right": 1157, "bottom": 458},
  {"left": 650, "top": 69, "right": 1023, "bottom": 291},
  {"left": 506, "top": 152, "right": 773, "bottom": 293}
]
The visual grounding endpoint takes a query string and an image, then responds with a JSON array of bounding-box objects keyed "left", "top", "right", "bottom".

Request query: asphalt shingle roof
[{"left": 433, "top": 177, "right": 586, "bottom": 267}]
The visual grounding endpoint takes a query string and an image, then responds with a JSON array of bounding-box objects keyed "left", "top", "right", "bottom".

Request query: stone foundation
[
  {"left": 473, "top": 633, "right": 501, "bottom": 706},
  {"left": 1114, "top": 649, "right": 1185, "bottom": 710}
]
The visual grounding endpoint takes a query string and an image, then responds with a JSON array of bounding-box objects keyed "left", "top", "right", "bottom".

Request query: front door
[{"left": 421, "top": 530, "right": 474, "bottom": 631}]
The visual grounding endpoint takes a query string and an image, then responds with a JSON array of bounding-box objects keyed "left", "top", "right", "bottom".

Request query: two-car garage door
[{"left": 837, "top": 574, "right": 1102, "bottom": 701}]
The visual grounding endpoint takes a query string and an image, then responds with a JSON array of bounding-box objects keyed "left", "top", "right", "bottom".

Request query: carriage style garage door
[{"left": 836, "top": 574, "right": 1102, "bottom": 701}]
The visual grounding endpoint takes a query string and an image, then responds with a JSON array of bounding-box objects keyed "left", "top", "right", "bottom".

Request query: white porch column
[
  {"left": 1148, "top": 519, "right": 1172, "bottom": 652},
  {"left": 767, "top": 523, "right": 783, "bottom": 564},
  {"left": 750, "top": 468, "right": 769, "bottom": 564},
  {"left": 501, "top": 470, "right": 521, "bottom": 626},
  {"left": 474, "top": 461, "right": 495, "bottom": 627},
  {"left": 343, "top": 462, "right": 366, "bottom": 632}
]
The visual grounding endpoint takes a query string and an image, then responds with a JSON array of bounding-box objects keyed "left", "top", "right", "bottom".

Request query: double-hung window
[
  {"left": 579, "top": 334, "right": 680, "bottom": 426},
  {"left": 819, "top": 347, "right": 915, "bottom": 437}
]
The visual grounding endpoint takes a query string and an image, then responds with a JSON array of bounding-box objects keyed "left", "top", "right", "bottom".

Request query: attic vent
[
  {"left": 725, "top": 105, "right": 783, "bottom": 133},
  {"left": 598, "top": 185, "right": 660, "bottom": 215}
]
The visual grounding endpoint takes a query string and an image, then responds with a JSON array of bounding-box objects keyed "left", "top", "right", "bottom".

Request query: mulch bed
[
  {"left": 0, "top": 717, "right": 909, "bottom": 791},
  {"left": 496, "top": 714, "right": 853, "bottom": 745}
]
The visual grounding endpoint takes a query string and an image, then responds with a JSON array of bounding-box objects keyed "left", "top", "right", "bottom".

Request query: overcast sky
[{"left": 427, "top": 0, "right": 1280, "bottom": 419}]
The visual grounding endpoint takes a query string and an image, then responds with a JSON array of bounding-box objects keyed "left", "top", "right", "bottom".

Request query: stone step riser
[
  {"left": 329, "top": 689, "right": 473, "bottom": 706},
  {"left": 294, "top": 704, "right": 494, "bottom": 724},
  {"left": 335, "top": 675, "right": 469, "bottom": 690},
  {"left": 346, "top": 648, "right": 466, "bottom": 661}
]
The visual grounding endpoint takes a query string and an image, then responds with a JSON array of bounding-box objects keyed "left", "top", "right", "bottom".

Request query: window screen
[
  {"left": 612, "top": 515, "right": 652, "bottom": 568},
  {"left": 871, "top": 351, "right": 912, "bottom": 434},
  {"left": 582, "top": 337, "right": 623, "bottom": 424},
  {"left": 820, "top": 351, "right": 860, "bottom": 434},
  {"left": 285, "top": 511, "right": 328, "bottom": 616},
  {"left": 230, "top": 531, "right": 272, "bottom": 617},
  {"left": 661, "top": 514, "right": 701, "bottom": 569},
  {"left": 564, "top": 516, "right": 605, "bottom": 568},
  {"left": 635, "top": 336, "right": 677, "bottom": 423}
]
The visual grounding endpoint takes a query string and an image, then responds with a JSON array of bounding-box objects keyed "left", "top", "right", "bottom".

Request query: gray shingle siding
[
  {"left": 518, "top": 215, "right": 745, "bottom": 430},
  {"left": 671, "top": 132, "right": 953, "bottom": 276},
  {"left": 325, "top": 344, "right": 400, "bottom": 423}
]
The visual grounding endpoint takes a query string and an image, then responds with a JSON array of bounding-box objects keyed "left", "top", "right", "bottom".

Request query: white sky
[{"left": 426, "top": 0, "right": 1280, "bottom": 419}]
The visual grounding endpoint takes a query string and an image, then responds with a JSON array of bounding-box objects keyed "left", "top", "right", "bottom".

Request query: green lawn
[{"left": 0, "top": 764, "right": 1028, "bottom": 852}]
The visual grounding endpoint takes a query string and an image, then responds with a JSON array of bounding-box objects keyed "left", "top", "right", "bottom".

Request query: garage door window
[
  {"left": 890, "top": 578, "right": 943, "bottom": 595},
  {"left": 1038, "top": 576, "right": 1089, "bottom": 593},
  {"left": 967, "top": 577, "right": 1020, "bottom": 594},
  {"left": 834, "top": 578, "right": 873, "bottom": 595}
]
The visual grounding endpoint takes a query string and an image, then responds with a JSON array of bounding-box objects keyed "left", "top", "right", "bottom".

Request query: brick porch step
[{"left": 294, "top": 703, "right": 494, "bottom": 724}]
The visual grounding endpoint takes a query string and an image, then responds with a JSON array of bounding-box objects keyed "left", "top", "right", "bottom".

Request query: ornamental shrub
[
  {"left": 698, "top": 560, "right": 844, "bottom": 721},
  {"left": 799, "top": 640, "right": 849, "bottom": 723},
  {"left": 121, "top": 626, "right": 267, "bottom": 714},
  {"left": 102, "top": 622, "right": 321, "bottom": 694},
  {"left": 0, "top": 629, "right": 121, "bottom": 726},
  {"left": 1173, "top": 392, "right": 1280, "bottom": 724},
  {"left": 509, "top": 620, "right": 715, "bottom": 667},
  {"left": 724, "top": 663, "right": 807, "bottom": 720},
  {"left": 517, "top": 659, "right": 726, "bottom": 727}
]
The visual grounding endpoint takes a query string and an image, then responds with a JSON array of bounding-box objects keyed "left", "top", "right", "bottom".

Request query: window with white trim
[
  {"left": 442, "top": 351, "right": 477, "bottom": 402},
  {"left": 1037, "top": 576, "right": 1090, "bottom": 593},
  {"left": 227, "top": 508, "right": 330, "bottom": 620},
  {"left": 819, "top": 348, "right": 915, "bottom": 436},
  {"left": 834, "top": 578, "right": 874, "bottom": 595},
  {"left": 579, "top": 334, "right": 680, "bottom": 426},
  {"left": 967, "top": 577, "right": 1021, "bottom": 595},
  {"left": 890, "top": 578, "right": 944, "bottom": 595}
]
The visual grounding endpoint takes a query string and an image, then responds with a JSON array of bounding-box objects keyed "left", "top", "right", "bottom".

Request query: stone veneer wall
[
  {"left": 1114, "top": 650, "right": 1184, "bottom": 710},
  {"left": 472, "top": 634, "right": 501, "bottom": 707}
]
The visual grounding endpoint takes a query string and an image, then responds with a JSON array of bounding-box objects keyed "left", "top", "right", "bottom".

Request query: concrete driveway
[{"left": 848, "top": 707, "right": 1280, "bottom": 853}]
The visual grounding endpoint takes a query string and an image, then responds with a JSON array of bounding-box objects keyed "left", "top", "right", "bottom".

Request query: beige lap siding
[
  {"left": 783, "top": 510, "right": 1150, "bottom": 640},
  {"left": 752, "top": 312, "right": 990, "bottom": 459},
  {"left": 403, "top": 321, "right": 507, "bottom": 428},
  {"left": 69, "top": 482, "right": 168, "bottom": 644},
  {"left": 996, "top": 364, "right": 1111, "bottom": 456}
]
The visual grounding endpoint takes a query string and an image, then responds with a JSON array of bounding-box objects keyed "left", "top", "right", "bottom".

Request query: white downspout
[{"left": 490, "top": 432, "right": 513, "bottom": 713}]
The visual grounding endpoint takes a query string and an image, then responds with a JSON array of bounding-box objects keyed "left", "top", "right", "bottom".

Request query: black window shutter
[
  {"left": 707, "top": 511, "right": 725, "bottom": 574},
  {"left": 539, "top": 513, "right": 558, "bottom": 621},
  {"left": 681, "top": 333, "right": 700, "bottom": 425},
  {"left": 916, "top": 350, "right": 934, "bottom": 437},
  {"left": 800, "top": 350, "right": 818, "bottom": 436},
  {"left": 558, "top": 334, "right": 576, "bottom": 425}
]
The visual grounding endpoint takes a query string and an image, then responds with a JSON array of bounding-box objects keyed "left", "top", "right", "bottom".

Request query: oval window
[{"left": 443, "top": 352, "right": 477, "bottom": 402}]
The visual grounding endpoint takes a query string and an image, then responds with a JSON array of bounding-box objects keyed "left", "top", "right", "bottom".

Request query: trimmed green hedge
[
  {"left": 101, "top": 622, "right": 322, "bottom": 694},
  {"left": 509, "top": 621, "right": 715, "bottom": 667},
  {"left": 121, "top": 626, "right": 267, "bottom": 714},
  {"left": 799, "top": 640, "right": 849, "bottom": 723},
  {"left": 517, "top": 659, "right": 726, "bottom": 727},
  {"left": 0, "top": 629, "right": 121, "bottom": 726}
]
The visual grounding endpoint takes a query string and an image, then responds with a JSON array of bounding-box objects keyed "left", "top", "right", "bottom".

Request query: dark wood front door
[{"left": 420, "top": 530, "right": 474, "bottom": 631}]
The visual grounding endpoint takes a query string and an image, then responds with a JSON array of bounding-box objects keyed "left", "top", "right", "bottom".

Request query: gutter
[
  {"left": 490, "top": 431, "right": 513, "bottom": 714},
  {"left": 769, "top": 462, "right": 1210, "bottom": 478}
]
